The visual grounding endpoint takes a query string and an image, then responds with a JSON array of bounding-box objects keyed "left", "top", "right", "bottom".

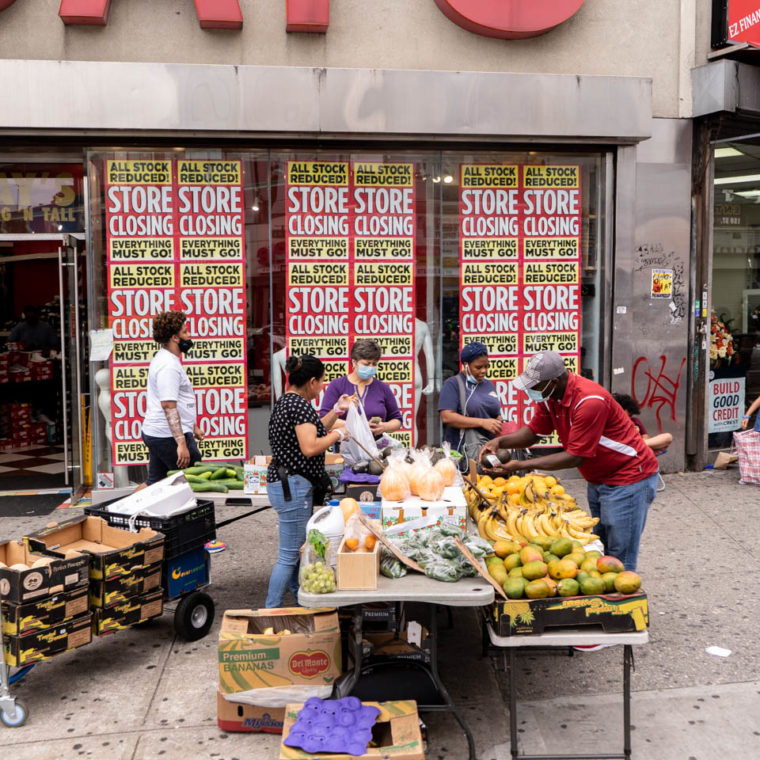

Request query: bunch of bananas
[{"left": 464, "top": 472, "right": 599, "bottom": 545}]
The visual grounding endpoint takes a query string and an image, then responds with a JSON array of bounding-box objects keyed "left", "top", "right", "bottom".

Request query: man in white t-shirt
[{"left": 141, "top": 310, "right": 204, "bottom": 484}]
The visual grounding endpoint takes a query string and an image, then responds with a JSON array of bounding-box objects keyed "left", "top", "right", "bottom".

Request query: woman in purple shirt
[{"left": 319, "top": 339, "right": 402, "bottom": 438}]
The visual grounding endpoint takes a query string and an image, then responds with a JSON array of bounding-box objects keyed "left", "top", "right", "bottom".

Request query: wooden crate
[{"left": 336, "top": 537, "right": 380, "bottom": 591}]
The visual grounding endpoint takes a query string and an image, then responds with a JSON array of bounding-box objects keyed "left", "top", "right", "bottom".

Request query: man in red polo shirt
[{"left": 480, "top": 351, "right": 659, "bottom": 571}]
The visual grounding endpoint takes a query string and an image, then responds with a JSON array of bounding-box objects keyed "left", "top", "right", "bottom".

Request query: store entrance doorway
[{"left": 0, "top": 233, "right": 88, "bottom": 502}]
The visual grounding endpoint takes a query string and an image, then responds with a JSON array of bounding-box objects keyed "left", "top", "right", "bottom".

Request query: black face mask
[{"left": 178, "top": 338, "right": 193, "bottom": 354}]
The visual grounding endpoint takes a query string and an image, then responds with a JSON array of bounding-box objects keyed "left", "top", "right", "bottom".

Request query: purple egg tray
[{"left": 283, "top": 696, "right": 381, "bottom": 756}]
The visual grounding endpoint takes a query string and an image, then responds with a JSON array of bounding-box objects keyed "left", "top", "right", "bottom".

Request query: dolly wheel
[
  {"left": 174, "top": 591, "right": 214, "bottom": 641},
  {"left": 1, "top": 699, "right": 28, "bottom": 727}
]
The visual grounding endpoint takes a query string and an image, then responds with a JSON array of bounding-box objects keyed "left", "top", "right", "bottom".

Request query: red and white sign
[
  {"left": 285, "top": 161, "right": 416, "bottom": 446},
  {"left": 708, "top": 377, "right": 745, "bottom": 433},
  {"left": 727, "top": 0, "right": 760, "bottom": 46},
  {"left": 458, "top": 163, "right": 582, "bottom": 442},
  {"left": 105, "top": 159, "right": 248, "bottom": 465}
]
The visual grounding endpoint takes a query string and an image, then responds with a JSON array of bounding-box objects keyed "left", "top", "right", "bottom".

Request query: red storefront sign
[
  {"left": 727, "top": 0, "right": 760, "bottom": 46},
  {"left": 0, "top": 1, "right": 580, "bottom": 38},
  {"left": 434, "top": 0, "right": 586, "bottom": 39}
]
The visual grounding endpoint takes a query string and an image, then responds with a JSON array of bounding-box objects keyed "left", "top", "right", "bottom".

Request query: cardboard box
[
  {"left": 490, "top": 591, "right": 649, "bottom": 636},
  {"left": 244, "top": 455, "right": 270, "bottom": 494},
  {"left": 279, "top": 700, "right": 424, "bottom": 760},
  {"left": 2, "top": 584, "right": 89, "bottom": 636},
  {"left": 91, "top": 588, "right": 164, "bottom": 636},
  {"left": 344, "top": 482, "right": 379, "bottom": 502},
  {"left": 3, "top": 611, "right": 92, "bottom": 667},
  {"left": 217, "top": 689, "right": 285, "bottom": 733},
  {"left": 381, "top": 486, "right": 467, "bottom": 531},
  {"left": 88, "top": 562, "right": 162, "bottom": 608},
  {"left": 364, "top": 625, "right": 432, "bottom": 665},
  {"left": 337, "top": 538, "right": 380, "bottom": 591},
  {"left": 25, "top": 515, "right": 164, "bottom": 581},
  {"left": 0, "top": 539, "right": 89, "bottom": 604},
  {"left": 359, "top": 501, "right": 382, "bottom": 520},
  {"left": 218, "top": 608, "right": 341, "bottom": 698}
]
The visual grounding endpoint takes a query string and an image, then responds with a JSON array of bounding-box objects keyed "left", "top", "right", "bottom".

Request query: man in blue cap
[
  {"left": 439, "top": 341, "right": 502, "bottom": 467},
  {"left": 480, "top": 350, "right": 658, "bottom": 572}
]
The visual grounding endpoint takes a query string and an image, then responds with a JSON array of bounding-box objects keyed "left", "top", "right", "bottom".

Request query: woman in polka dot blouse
[{"left": 265, "top": 355, "right": 352, "bottom": 607}]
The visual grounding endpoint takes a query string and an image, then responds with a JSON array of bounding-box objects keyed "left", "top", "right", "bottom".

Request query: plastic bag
[
  {"left": 433, "top": 442, "right": 459, "bottom": 487},
  {"left": 379, "top": 450, "right": 411, "bottom": 502},
  {"left": 343, "top": 513, "right": 376, "bottom": 552},
  {"left": 407, "top": 449, "right": 433, "bottom": 496},
  {"left": 733, "top": 429, "right": 760, "bottom": 485},
  {"left": 379, "top": 551, "right": 407, "bottom": 578},
  {"left": 340, "top": 402, "right": 379, "bottom": 466},
  {"left": 423, "top": 559, "right": 462, "bottom": 583},
  {"left": 417, "top": 467, "right": 445, "bottom": 502},
  {"left": 299, "top": 529, "right": 336, "bottom": 594}
]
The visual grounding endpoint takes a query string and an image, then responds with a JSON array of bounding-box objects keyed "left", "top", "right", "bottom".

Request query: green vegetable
[
  {"left": 197, "top": 471, "right": 213, "bottom": 480},
  {"left": 189, "top": 481, "right": 228, "bottom": 493},
  {"left": 307, "top": 529, "right": 328, "bottom": 562},
  {"left": 184, "top": 465, "right": 217, "bottom": 475},
  {"left": 225, "top": 468, "right": 237, "bottom": 478},
  {"left": 209, "top": 467, "right": 230, "bottom": 481},
  {"left": 380, "top": 555, "right": 407, "bottom": 579},
  {"left": 211, "top": 479, "right": 245, "bottom": 490},
  {"left": 183, "top": 473, "right": 206, "bottom": 483}
]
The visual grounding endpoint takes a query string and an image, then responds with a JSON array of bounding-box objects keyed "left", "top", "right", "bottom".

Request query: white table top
[
  {"left": 298, "top": 572, "right": 496, "bottom": 608},
  {"left": 487, "top": 624, "right": 649, "bottom": 648}
]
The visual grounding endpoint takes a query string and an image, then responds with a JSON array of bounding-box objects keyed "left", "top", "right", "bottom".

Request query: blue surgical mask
[
  {"left": 357, "top": 364, "right": 377, "bottom": 380},
  {"left": 525, "top": 381, "right": 555, "bottom": 403},
  {"left": 464, "top": 365, "right": 478, "bottom": 385}
]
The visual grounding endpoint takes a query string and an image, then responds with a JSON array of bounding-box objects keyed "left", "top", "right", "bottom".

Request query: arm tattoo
[{"left": 164, "top": 407, "right": 185, "bottom": 444}]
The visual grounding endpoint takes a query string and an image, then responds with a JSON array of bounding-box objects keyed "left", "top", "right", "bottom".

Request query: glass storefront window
[
  {"left": 709, "top": 142, "right": 760, "bottom": 447},
  {"left": 87, "top": 148, "right": 608, "bottom": 485}
]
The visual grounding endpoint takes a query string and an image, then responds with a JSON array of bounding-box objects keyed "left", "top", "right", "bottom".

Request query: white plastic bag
[{"left": 340, "top": 401, "right": 380, "bottom": 465}]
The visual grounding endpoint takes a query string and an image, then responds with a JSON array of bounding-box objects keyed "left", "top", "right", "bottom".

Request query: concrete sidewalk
[{"left": 2, "top": 469, "right": 759, "bottom": 759}]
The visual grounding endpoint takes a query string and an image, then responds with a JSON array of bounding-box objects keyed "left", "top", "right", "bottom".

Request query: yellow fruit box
[
  {"left": 491, "top": 591, "right": 649, "bottom": 637},
  {"left": 3, "top": 611, "right": 92, "bottom": 667},
  {"left": 279, "top": 700, "right": 425, "bottom": 760},
  {"left": 218, "top": 608, "right": 342, "bottom": 698}
]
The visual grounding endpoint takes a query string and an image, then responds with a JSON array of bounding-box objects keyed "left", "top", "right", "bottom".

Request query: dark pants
[{"left": 142, "top": 432, "right": 202, "bottom": 485}]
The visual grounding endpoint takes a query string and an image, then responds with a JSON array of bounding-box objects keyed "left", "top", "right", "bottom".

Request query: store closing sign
[
  {"left": 459, "top": 164, "right": 581, "bottom": 444},
  {"left": 285, "top": 161, "right": 416, "bottom": 446},
  {"left": 708, "top": 377, "right": 745, "bottom": 433},
  {"left": 106, "top": 159, "right": 248, "bottom": 466}
]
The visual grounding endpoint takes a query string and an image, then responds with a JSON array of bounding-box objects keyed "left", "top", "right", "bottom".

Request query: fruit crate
[
  {"left": 489, "top": 591, "right": 649, "bottom": 637},
  {"left": 85, "top": 500, "right": 216, "bottom": 561}
]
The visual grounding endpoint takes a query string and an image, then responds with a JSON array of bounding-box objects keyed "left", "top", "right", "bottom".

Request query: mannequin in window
[{"left": 94, "top": 368, "right": 129, "bottom": 487}]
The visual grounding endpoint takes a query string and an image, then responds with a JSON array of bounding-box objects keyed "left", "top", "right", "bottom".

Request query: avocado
[
  {"left": 368, "top": 460, "right": 385, "bottom": 476},
  {"left": 495, "top": 448, "right": 512, "bottom": 464},
  {"left": 351, "top": 460, "right": 371, "bottom": 474}
]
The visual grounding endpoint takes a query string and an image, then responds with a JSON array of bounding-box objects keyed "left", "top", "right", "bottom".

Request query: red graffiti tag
[{"left": 631, "top": 355, "right": 686, "bottom": 431}]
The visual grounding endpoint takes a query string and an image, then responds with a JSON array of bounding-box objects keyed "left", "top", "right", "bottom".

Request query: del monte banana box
[
  {"left": 0, "top": 539, "right": 88, "bottom": 604},
  {"left": 3, "top": 611, "right": 92, "bottom": 667},
  {"left": 491, "top": 591, "right": 649, "bottom": 637},
  {"left": 24, "top": 515, "right": 164, "bottom": 581},
  {"left": 2, "top": 584, "right": 88, "bottom": 636},
  {"left": 218, "top": 608, "right": 341, "bottom": 700}
]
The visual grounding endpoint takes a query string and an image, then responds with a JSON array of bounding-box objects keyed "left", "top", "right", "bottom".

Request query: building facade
[{"left": 0, "top": 1, "right": 722, "bottom": 499}]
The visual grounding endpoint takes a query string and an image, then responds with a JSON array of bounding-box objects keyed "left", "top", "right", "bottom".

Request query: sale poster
[
  {"left": 459, "top": 164, "right": 582, "bottom": 443},
  {"left": 285, "top": 161, "right": 416, "bottom": 445},
  {"left": 106, "top": 159, "right": 247, "bottom": 465}
]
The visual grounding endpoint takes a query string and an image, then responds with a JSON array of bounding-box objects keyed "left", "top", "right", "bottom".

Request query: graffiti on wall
[{"left": 631, "top": 354, "right": 686, "bottom": 432}]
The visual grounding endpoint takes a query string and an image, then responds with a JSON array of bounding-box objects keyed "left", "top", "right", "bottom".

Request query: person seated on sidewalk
[{"left": 612, "top": 393, "right": 673, "bottom": 452}]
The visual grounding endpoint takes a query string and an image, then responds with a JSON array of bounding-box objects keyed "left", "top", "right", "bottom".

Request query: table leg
[
  {"left": 508, "top": 647, "right": 519, "bottom": 760},
  {"left": 623, "top": 645, "right": 632, "bottom": 760}
]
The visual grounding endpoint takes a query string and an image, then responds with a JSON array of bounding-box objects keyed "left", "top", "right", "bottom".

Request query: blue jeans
[
  {"left": 265, "top": 475, "right": 313, "bottom": 608},
  {"left": 587, "top": 473, "right": 658, "bottom": 572}
]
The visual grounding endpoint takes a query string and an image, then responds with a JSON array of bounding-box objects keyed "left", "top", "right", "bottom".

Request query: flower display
[{"left": 710, "top": 313, "right": 734, "bottom": 361}]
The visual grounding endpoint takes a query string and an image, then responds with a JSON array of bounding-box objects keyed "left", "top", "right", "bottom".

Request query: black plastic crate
[{"left": 85, "top": 499, "right": 216, "bottom": 560}]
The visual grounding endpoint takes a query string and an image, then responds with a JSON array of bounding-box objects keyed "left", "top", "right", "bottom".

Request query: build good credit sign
[
  {"left": 106, "top": 159, "right": 247, "bottom": 465},
  {"left": 708, "top": 377, "right": 745, "bottom": 433},
  {"left": 285, "top": 161, "right": 416, "bottom": 445},
  {"left": 458, "top": 164, "right": 582, "bottom": 442}
]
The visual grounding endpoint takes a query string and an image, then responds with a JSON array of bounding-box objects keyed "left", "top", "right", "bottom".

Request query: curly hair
[{"left": 153, "top": 311, "right": 187, "bottom": 345}]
